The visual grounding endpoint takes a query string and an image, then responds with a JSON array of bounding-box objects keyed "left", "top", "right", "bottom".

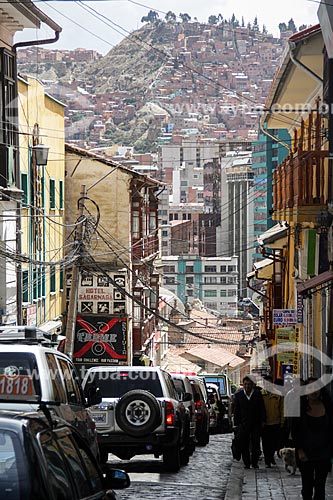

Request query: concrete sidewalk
[{"left": 225, "top": 454, "right": 333, "bottom": 500}]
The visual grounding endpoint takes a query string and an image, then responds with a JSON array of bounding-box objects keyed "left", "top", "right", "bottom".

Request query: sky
[{"left": 15, "top": 0, "right": 320, "bottom": 55}]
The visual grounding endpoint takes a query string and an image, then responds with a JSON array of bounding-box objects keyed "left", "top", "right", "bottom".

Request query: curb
[{"left": 224, "top": 460, "right": 244, "bottom": 500}]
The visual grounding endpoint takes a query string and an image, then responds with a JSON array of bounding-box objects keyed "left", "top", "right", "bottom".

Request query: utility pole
[{"left": 65, "top": 185, "right": 86, "bottom": 358}]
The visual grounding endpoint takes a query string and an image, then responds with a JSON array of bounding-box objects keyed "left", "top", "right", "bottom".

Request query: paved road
[{"left": 109, "top": 433, "right": 233, "bottom": 500}]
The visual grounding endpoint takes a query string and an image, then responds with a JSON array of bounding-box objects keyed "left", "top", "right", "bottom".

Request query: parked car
[
  {"left": 0, "top": 327, "right": 99, "bottom": 458},
  {"left": 170, "top": 373, "right": 196, "bottom": 454},
  {"left": 203, "top": 373, "right": 237, "bottom": 432},
  {"left": 187, "top": 376, "right": 210, "bottom": 446},
  {"left": 82, "top": 366, "right": 191, "bottom": 472},
  {"left": 0, "top": 409, "right": 130, "bottom": 499},
  {"left": 206, "top": 383, "right": 226, "bottom": 433}
]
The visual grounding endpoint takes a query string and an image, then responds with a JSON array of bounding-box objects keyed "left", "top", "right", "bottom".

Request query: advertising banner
[{"left": 73, "top": 315, "right": 128, "bottom": 365}]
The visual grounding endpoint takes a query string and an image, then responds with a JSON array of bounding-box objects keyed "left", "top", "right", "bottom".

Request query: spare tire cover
[{"left": 115, "top": 389, "right": 162, "bottom": 436}]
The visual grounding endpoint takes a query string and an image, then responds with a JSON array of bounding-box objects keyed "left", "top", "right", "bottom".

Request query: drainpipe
[{"left": 13, "top": 30, "right": 61, "bottom": 51}]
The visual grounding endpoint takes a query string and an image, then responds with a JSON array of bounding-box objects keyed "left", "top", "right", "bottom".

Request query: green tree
[
  {"left": 231, "top": 13, "right": 236, "bottom": 27},
  {"left": 179, "top": 13, "right": 191, "bottom": 23},
  {"left": 218, "top": 13, "right": 223, "bottom": 23},
  {"left": 262, "top": 24, "right": 268, "bottom": 34},
  {"left": 288, "top": 18, "right": 297, "bottom": 33},
  {"left": 299, "top": 24, "right": 307, "bottom": 31},
  {"left": 278, "top": 22, "right": 287, "bottom": 32},
  {"left": 253, "top": 16, "right": 259, "bottom": 31},
  {"left": 141, "top": 10, "right": 159, "bottom": 24},
  {"left": 165, "top": 11, "right": 176, "bottom": 22},
  {"left": 208, "top": 15, "right": 218, "bottom": 25},
  {"left": 242, "top": 16, "right": 245, "bottom": 27}
]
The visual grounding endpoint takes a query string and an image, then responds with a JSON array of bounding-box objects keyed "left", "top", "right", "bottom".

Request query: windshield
[
  {"left": 204, "top": 377, "right": 226, "bottom": 396},
  {"left": 0, "top": 430, "right": 29, "bottom": 500},
  {"left": 84, "top": 370, "right": 163, "bottom": 398}
]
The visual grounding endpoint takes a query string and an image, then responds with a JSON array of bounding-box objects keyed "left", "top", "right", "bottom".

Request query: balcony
[{"left": 272, "top": 112, "right": 328, "bottom": 223}]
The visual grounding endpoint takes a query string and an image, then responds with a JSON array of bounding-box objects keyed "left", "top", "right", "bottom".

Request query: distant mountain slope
[{"left": 83, "top": 23, "right": 175, "bottom": 95}]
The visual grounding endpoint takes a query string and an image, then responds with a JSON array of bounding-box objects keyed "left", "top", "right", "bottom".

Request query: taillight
[
  {"left": 195, "top": 400, "right": 203, "bottom": 419},
  {"left": 165, "top": 400, "right": 175, "bottom": 426}
]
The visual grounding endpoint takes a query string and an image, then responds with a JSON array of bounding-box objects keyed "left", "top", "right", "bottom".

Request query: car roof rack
[{"left": 0, "top": 326, "right": 58, "bottom": 346}]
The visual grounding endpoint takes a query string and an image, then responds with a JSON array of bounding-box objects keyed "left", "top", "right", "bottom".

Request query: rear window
[
  {"left": 84, "top": 370, "right": 163, "bottom": 398},
  {"left": 172, "top": 379, "right": 185, "bottom": 394},
  {"left": 204, "top": 377, "right": 226, "bottom": 396},
  {"left": 0, "top": 353, "right": 41, "bottom": 399}
]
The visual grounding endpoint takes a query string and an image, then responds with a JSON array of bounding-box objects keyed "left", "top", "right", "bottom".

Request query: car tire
[
  {"left": 163, "top": 444, "right": 181, "bottom": 472},
  {"left": 99, "top": 449, "right": 109, "bottom": 464},
  {"left": 197, "top": 430, "right": 210, "bottom": 446},
  {"left": 115, "top": 390, "right": 162, "bottom": 437},
  {"left": 180, "top": 446, "right": 190, "bottom": 466}
]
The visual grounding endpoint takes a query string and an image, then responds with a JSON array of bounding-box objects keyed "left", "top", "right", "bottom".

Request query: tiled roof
[{"left": 181, "top": 345, "right": 246, "bottom": 369}]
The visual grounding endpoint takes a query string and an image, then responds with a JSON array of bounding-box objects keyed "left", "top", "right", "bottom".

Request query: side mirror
[
  {"left": 103, "top": 467, "right": 130, "bottom": 489},
  {"left": 183, "top": 392, "right": 193, "bottom": 402},
  {"left": 86, "top": 386, "right": 102, "bottom": 406}
]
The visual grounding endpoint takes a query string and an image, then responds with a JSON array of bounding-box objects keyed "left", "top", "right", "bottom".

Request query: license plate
[{"left": 91, "top": 412, "right": 107, "bottom": 424}]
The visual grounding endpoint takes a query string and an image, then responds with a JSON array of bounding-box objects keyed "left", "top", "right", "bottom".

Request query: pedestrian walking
[
  {"left": 291, "top": 378, "right": 333, "bottom": 500},
  {"left": 233, "top": 375, "right": 266, "bottom": 469},
  {"left": 261, "top": 375, "right": 284, "bottom": 468}
]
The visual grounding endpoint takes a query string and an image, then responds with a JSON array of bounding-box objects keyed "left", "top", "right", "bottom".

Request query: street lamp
[{"left": 32, "top": 144, "right": 49, "bottom": 166}]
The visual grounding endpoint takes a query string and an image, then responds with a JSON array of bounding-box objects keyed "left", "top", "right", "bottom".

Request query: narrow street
[{"left": 109, "top": 434, "right": 233, "bottom": 500}]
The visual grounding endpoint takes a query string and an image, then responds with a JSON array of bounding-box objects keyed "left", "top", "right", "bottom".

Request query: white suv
[
  {"left": 0, "top": 327, "right": 99, "bottom": 457},
  {"left": 82, "top": 366, "right": 191, "bottom": 472}
]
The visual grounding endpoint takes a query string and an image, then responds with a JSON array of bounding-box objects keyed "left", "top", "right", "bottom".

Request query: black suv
[
  {"left": 83, "top": 366, "right": 191, "bottom": 472},
  {"left": 0, "top": 409, "right": 130, "bottom": 500}
]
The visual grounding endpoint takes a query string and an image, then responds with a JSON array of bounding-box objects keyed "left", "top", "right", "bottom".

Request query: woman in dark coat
[{"left": 291, "top": 378, "right": 333, "bottom": 500}]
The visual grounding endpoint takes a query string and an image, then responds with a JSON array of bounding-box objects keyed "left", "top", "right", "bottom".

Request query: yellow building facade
[{"left": 18, "top": 76, "right": 66, "bottom": 332}]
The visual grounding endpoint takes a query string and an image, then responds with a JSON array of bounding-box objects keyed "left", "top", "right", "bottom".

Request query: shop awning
[
  {"left": 297, "top": 270, "right": 333, "bottom": 294},
  {"left": 38, "top": 320, "right": 62, "bottom": 335}
]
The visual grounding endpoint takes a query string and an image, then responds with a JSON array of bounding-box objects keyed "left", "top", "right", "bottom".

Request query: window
[
  {"left": 186, "top": 265, "right": 194, "bottom": 273},
  {"left": 204, "top": 277, "right": 217, "bottom": 284},
  {"left": 204, "top": 290, "right": 217, "bottom": 297},
  {"left": 57, "top": 434, "right": 103, "bottom": 497},
  {"left": 50, "top": 265, "right": 56, "bottom": 293},
  {"left": 165, "top": 277, "right": 175, "bottom": 285},
  {"left": 228, "top": 265, "right": 236, "bottom": 272},
  {"left": 22, "top": 270, "right": 29, "bottom": 303},
  {"left": 59, "top": 269, "right": 64, "bottom": 291},
  {"left": 39, "top": 432, "right": 73, "bottom": 499},
  {"left": 221, "top": 277, "right": 227, "bottom": 284},
  {"left": 204, "top": 266, "right": 217, "bottom": 273},
  {"left": 187, "top": 289, "right": 193, "bottom": 296},
  {"left": 186, "top": 277, "right": 194, "bottom": 284},
  {"left": 164, "top": 265, "right": 175, "bottom": 273},
  {"left": 220, "top": 266, "right": 226, "bottom": 273},
  {"left": 21, "top": 173, "right": 28, "bottom": 205},
  {"left": 162, "top": 230, "right": 168, "bottom": 237},
  {"left": 132, "top": 211, "right": 140, "bottom": 238},
  {"left": 220, "top": 290, "right": 227, "bottom": 297},
  {"left": 228, "top": 290, "right": 236, "bottom": 297},
  {"left": 49, "top": 179, "right": 55, "bottom": 209},
  {"left": 58, "top": 358, "right": 82, "bottom": 405},
  {"left": 45, "top": 353, "right": 66, "bottom": 403},
  {"left": 59, "top": 180, "right": 64, "bottom": 209}
]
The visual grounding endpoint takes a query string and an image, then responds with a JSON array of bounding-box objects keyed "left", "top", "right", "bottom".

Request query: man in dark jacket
[{"left": 233, "top": 375, "right": 266, "bottom": 469}]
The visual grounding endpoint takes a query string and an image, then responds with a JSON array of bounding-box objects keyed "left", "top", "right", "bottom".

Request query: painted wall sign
[
  {"left": 273, "top": 309, "right": 297, "bottom": 325},
  {"left": 73, "top": 315, "right": 128, "bottom": 365},
  {"left": 67, "top": 272, "right": 126, "bottom": 315}
]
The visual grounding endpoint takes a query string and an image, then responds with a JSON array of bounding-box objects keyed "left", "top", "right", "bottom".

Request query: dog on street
[{"left": 279, "top": 447, "right": 297, "bottom": 474}]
